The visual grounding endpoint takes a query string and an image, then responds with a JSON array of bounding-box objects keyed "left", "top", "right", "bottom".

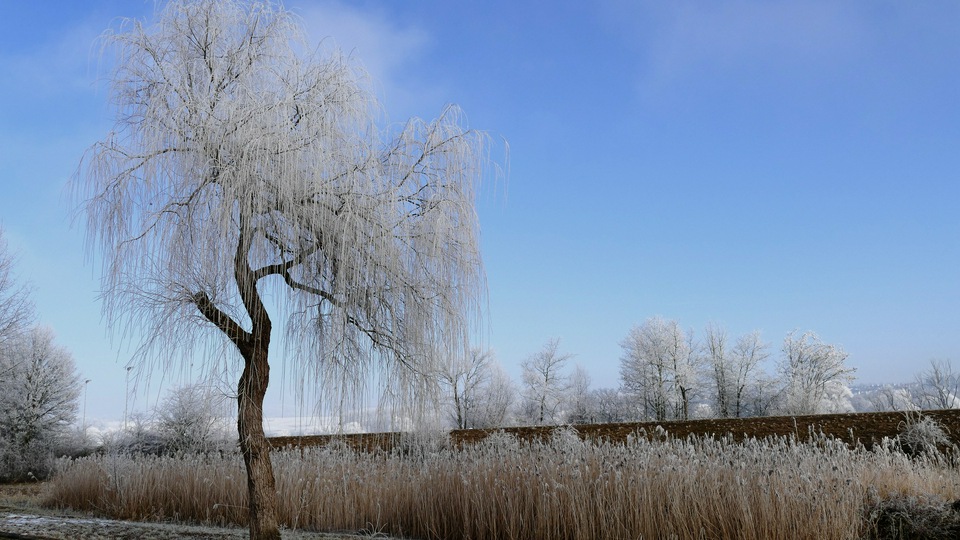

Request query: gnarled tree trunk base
[{"left": 238, "top": 342, "right": 281, "bottom": 540}]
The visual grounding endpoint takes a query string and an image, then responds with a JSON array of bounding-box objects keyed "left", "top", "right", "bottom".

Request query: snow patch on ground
[{"left": 0, "top": 510, "right": 374, "bottom": 539}]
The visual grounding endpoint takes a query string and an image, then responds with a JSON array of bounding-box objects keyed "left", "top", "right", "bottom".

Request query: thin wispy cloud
[
  {"left": 292, "top": 1, "right": 442, "bottom": 119},
  {"left": 0, "top": 21, "right": 104, "bottom": 105},
  {"left": 602, "top": 0, "right": 868, "bottom": 99}
]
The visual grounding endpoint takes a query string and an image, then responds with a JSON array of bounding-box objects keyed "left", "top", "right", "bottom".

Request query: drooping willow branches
[{"left": 79, "top": 0, "right": 494, "bottom": 420}]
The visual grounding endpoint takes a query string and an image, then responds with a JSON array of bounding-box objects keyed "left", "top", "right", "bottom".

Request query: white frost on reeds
[{"left": 49, "top": 432, "right": 960, "bottom": 540}]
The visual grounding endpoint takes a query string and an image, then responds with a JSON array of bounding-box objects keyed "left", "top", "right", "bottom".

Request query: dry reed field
[{"left": 47, "top": 426, "right": 960, "bottom": 540}]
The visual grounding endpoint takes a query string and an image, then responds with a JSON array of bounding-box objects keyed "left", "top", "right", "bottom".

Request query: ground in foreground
[{"left": 0, "top": 483, "right": 386, "bottom": 540}]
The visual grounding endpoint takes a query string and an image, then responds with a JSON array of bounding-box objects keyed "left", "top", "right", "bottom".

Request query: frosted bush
[
  {"left": 898, "top": 412, "right": 952, "bottom": 457},
  {"left": 863, "top": 492, "right": 960, "bottom": 540}
]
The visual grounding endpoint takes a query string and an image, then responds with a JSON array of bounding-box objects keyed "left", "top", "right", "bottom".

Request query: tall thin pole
[
  {"left": 124, "top": 366, "right": 132, "bottom": 430},
  {"left": 82, "top": 379, "right": 90, "bottom": 430}
]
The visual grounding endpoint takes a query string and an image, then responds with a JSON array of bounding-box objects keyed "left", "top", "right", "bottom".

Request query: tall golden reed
[{"left": 48, "top": 429, "right": 960, "bottom": 539}]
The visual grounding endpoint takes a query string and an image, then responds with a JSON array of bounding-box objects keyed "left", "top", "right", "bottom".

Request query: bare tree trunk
[
  {"left": 453, "top": 382, "right": 464, "bottom": 429},
  {"left": 238, "top": 336, "right": 280, "bottom": 540},
  {"left": 679, "top": 386, "right": 689, "bottom": 420},
  {"left": 191, "top": 287, "right": 279, "bottom": 539}
]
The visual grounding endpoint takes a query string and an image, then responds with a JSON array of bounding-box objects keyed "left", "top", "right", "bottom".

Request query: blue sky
[{"left": 1, "top": 0, "right": 959, "bottom": 423}]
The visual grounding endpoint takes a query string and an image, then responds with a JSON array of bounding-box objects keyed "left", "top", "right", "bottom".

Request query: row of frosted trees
[
  {"left": 436, "top": 317, "right": 860, "bottom": 428},
  {"left": 618, "top": 317, "right": 855, "bottom": 422}
]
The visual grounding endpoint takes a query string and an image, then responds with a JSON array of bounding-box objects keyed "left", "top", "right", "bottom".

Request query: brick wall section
[{"left": 268, "top": 409, "right": 960, "bottom": 453}]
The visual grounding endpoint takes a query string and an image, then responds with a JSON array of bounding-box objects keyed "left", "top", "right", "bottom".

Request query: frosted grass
[{"left": 48, "top": 431, "right": 960, "bottom": 539}]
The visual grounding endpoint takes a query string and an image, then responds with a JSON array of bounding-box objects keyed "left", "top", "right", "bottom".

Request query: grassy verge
[{"left": 0, "top": 482, "right": 45, "bottom": 509}]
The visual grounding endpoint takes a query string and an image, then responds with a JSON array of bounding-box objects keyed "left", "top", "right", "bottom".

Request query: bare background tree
[
  {"left": 0, "top": 231, "right": 33, "bottom": 348},
  {"left": 0, "top": 327, "right": 81, "bottom": 481},
  {"left": 77, "top": 1, "right": 494, "bottom": 537},
  {"left": 914, "top": 359, "right": 960, "bottom": 409},
  {"left": 438, "top": 349, "right": 496, "bottom": 429},
  {"left": 156, "top": 383, "right": 232, "bottom": 453},
  {"left": 102, "top": 383, "right": 231, "bottom": 455},
  {"left": 620, "top": 318, "right": 670, "bottom": 421},
  {"left": 520, "top": 338, "right": 572, "bottom": 426},
  {"left": 729, "top": 331, "right": 771, "bottom": 417},
  {"left": 703, "top": 325, "right": 771, "bottom": 418},
  {"left": 620, "top": 317, "right": 698, "bottom": 421},
  {"left": 103, "top": 411, "right": 167, "bottom": 455},
  {"left": 586, "top": 388, "right": 633, "bottom": 423},
  {"left": 865, "top": 385, "right": 920, "bottom": 412},
  {"left": 778, "top": 331, "right": 855, "bottom": 415},
  {"left": 743, "top": 370, "right": 781, "bottom": 417},
  {"left": 703, "top": 323, "right": 733, "bottom": 418},
  {"left": 0, "top": 232, "right": 82, "bottom": 481},
  {"left": 468, "top": 362, "right": 517, "bottom": 428},
  {"left": 565, "top": 365, "right": 594, "bottom": 424}
]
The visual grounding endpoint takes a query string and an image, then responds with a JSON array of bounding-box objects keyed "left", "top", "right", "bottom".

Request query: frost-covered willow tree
[{"left": 77, "top": 1, "right": 492, "bottom": 538}]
